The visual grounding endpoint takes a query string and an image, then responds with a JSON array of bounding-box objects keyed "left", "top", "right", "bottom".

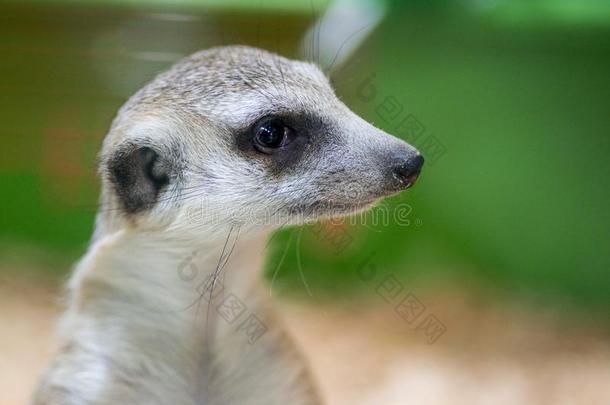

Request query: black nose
[{"left": 392, "top": 154, "right": 424, "bottom": 189}]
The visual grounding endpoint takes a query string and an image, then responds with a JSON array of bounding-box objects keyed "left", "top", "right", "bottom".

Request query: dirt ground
[{"left": 2, "top": 272, "right": 610, "bottom": 405}]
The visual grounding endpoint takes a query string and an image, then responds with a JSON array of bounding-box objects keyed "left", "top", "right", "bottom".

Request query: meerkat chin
[{"left": 33, "top": 45, "right": 423, "bottom": 405}]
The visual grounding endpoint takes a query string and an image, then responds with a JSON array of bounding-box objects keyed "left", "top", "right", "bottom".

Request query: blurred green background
[{"left": 1, "top": 0, "right": 609, "bottom": 317}]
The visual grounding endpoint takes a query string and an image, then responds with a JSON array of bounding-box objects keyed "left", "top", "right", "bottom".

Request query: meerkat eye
[{"left": 253, "top": 119, "right": 293, "bottom": 153}]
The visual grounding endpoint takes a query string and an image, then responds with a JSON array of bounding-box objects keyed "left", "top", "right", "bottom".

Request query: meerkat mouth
[{"left": 283, "top": 197, "right": 381, "bottom": 221}]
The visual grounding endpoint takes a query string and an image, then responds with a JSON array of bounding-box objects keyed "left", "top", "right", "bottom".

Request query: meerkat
[{"left": 33, "top": 45, "right": 424, "bottom": 405}]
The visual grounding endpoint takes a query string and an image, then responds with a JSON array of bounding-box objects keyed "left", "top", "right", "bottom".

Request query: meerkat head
[{"left": 97, "top": 46, "right": 423, "bottom": 239}]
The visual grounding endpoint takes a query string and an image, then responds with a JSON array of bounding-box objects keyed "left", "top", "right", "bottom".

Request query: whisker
[
  {"left": 295, "top": 228, "right": 314, "bottom": 297},
  {"left": 324, "top": 23, "right": 373, "bottom": 74},
  {"left": 268, "top": 229, "right": 294, "bottom": 297}
]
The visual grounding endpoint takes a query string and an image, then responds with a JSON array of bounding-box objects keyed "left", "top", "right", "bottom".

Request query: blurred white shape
[
  {"left": 89, "top": 13, "right": 215, "bottom": 98},
  {"left": 300, "top": 0, "right": 387, "bottom": 72}
]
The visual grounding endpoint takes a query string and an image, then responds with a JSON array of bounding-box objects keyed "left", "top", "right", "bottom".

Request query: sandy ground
[{"left": 2, "top": 273, "right": 610, "bottom": 405}]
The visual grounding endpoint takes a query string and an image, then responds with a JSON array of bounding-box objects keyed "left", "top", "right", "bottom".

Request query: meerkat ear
[{"left": 107, "top": 146, "right": 170, "bottom": 214}]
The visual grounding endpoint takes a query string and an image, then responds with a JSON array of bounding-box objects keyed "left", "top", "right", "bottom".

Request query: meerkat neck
[
  {"left": 71, "top": 225, "right": 269, "bottom": 321},
  {"left": 68, "top": 228, "right": 265, "bottom": 357},
  {"left": 40, "top": 226, "right": 276, "bottom": 404}
]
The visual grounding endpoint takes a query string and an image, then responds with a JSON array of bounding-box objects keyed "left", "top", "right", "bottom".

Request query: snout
[{"left": 390, "top": 153, "right": 424, "bottom": 190}]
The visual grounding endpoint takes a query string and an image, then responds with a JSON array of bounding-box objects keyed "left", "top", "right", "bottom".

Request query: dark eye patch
[{"left": 234, "top": 111, "right": 329, "bottom": 175}]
